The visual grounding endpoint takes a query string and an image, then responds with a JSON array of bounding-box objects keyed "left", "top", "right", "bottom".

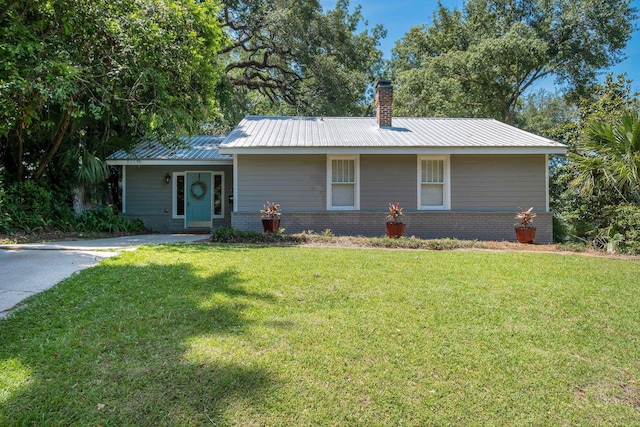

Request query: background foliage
[
  {"left": 0, "top": 0, "right": 226, "bottom": 185},
  {"left": 216, "top": 0, "right": 385, "bottom": 129},
  {"left": 544, "top": 76, "right": 640, "bottom": 253},
  {"left": 1, "top": 0, "right": 639, "bottom": 254},
  {"left": 390, "top": 0, "right": 636, "bottom": 123},
  {"left": 0, "top": 180, "right": 143, "bottom": 235}
]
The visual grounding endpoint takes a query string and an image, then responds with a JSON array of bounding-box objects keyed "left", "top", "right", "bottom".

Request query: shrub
[
  {"left": 597, "top": 204, "right": 640, "bottom": 254},
  {"left": 211, "top": 227, "right": 304, "bottom": 244},
  {"left": 0, "top": 177, "right": 8, "bottom": 233},
  {"left": 73, "top": 205, "right": 145, "bottom": 233},
  {"left": 0, "top": 179, "right": 143, "bottom": 235},
  {"left": 552, "top": 214, "right": 569, "bottom": 243},
  {"left": 2, "top": 181, "right": 58, "bottom": 233}
]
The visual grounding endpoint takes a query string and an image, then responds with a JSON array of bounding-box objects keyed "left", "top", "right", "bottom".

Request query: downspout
[
  {"left": 233, "top": 155, "right": 238, "bottom": 213},
  {"left": 122, "top": 165, "right": 127, "bottom": 214},
  {"left": 545, "top": 154, "right": 549, "bottom": 212}
]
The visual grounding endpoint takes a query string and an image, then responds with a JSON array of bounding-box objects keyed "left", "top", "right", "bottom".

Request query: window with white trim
[
  {"left": 328, "top": 156, "right": 359, "bottom": 209},
  {"left": 418, "top": 155, "right": 450, "bottom": 210}
]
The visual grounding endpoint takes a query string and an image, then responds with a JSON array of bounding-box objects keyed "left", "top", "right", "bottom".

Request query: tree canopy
[
  {"left": 554, "top": 75, "right": 640, "bottom": 204},
  {"left": 0, "top": 0, "right": 386, "bottom": 190},
  {"left": 0, "top": 0, "right": 227, "bottom": 183},
  {"left": 570, "top": 111, "right": 640, "bottom": 204},
  {"left": 390, "top": 0, "right": 637, "bottom": 123},
  {"left": 218, "top": 0, "right": 386, "bottom": 126},
  {"left": 540, "top": 74, "right": 640, "bottom": 248}
]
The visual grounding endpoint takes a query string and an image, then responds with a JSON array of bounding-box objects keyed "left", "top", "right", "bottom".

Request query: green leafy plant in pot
[
  {"left": 515, "top": 206, "right": 536, "bottom": 243},
  {"left": 386, "top": 202, "right": 406, "bottom": 238},
  {"left": 260, "top": 201, "right": 281, "bottom": 233}
]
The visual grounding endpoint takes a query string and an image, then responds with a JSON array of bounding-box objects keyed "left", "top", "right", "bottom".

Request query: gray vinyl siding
[
  {"left": 360, "top": 155, "right": 416, "bottom": 210},
  {"left": 236, "top": 155, "right": 326, "bottom": 211},
  {"left": 236, "top": 154, "right": 547, "bottom": 213},
  {"left": 126, "top": 165, "right": 174, "bottom": 214},
  {"left": 450, "top": 155, "right": 546, "bottom": 211},
  {"left": 124, "top": 164, "right": 233, "bottom": 231}
]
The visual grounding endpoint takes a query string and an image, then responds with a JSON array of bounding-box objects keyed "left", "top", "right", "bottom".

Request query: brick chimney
[{"left": 375, "top": 79, "right": 393, "bottom": 128}]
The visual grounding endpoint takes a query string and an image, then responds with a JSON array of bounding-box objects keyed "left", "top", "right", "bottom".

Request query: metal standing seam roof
[
  {"left": 219, "top": 116, "right": 567, "bottom": 152},
  {"left": 107, "top": 135, "right": 231, "bottom": 161}
]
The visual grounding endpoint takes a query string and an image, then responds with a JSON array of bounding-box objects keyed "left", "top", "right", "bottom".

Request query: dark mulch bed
[{"left": 3, "top": 229, "right": 636, "bottom": 261}]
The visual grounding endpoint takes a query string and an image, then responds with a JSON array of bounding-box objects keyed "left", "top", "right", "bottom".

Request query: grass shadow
[{"left": 0, "top": 260, "right": 278, "bottom": 425}]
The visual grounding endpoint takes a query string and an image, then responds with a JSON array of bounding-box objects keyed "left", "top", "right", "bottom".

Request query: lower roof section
[{"left": 107, "top": 136, "right": 232, "bottom": 165}]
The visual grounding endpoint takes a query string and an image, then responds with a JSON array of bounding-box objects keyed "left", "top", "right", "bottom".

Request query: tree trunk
[
  {"left": 72, "top": 186, "right": 85, "bottom": 214},
  {"left": 16, "top": 127, "right": 24, "bottom": 182},
  {"left": 34, "top": 100, "right": 73, "bottom": 181}
]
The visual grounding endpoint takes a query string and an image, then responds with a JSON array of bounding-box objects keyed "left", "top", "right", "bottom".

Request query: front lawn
[{"left": 1, "top": 245, "right": 639, "bottom": 425}]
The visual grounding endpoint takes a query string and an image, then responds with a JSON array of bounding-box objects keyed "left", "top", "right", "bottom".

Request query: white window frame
[
  {"left": 211, "top": 172, "right": 225, "bottom": 219},
  {"left": 327, "top": 155, "right": 360, "bottom": 210},
  {"left": 172, "top": 172, "right": 186, "bottom": 219},
  {"left": 417, "top": 155, "right": 451, "bottom": 210}
]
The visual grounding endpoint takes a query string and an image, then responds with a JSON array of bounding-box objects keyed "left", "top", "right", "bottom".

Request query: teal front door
[{"left": 186, "top": 172, "right": 212, "bottom": 228}]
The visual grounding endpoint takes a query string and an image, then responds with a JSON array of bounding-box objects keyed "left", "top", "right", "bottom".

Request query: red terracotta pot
[
  {"left": 515, "top": 227, "right": 536, "bottom": 244},
  {"left": 262, "top": 219, "right": 281, "bottom": 233},
  {"left": 386, "top": 222, "right": 406, "bottom": 238}
]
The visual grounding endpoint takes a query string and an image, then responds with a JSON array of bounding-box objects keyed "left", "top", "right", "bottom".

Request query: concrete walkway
[{"left": 0, "top": 234, "right": 207, "bottom": 319}]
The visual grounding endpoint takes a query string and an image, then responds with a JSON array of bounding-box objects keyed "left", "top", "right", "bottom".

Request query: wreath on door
[{"left": 190, "top": 180, "right": 207, "bottom": 200}]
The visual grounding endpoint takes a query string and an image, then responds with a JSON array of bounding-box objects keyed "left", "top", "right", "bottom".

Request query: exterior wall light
[{"left": 165, "top": 173, "right": 171, "bottom": 184}]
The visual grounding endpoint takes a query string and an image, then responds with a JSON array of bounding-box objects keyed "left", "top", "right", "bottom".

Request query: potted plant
[
  {"left": 515, "top": 206, "right": 536, "bottom": 244},
  {"left": 260, "top": 201, "right": 281, "bottom": 233},
  {"left": 386, "top": 202, "right": 406, "bottom": 238}
]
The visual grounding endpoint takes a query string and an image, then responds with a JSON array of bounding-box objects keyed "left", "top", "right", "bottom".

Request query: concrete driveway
[{"left": 0, "top": 234, "right": 207, "bottom": 319}]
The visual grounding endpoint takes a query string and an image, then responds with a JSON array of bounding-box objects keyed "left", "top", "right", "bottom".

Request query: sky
[{"left": 323, "top": 0, "right": 640, "bottom": 93}]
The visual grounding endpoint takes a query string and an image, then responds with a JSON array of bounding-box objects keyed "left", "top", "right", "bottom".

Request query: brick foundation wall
[
  {"left": 231, "top": 211, "right": 553, "bottom": 244},
  {"left": 124, "top": 213, "right": 230, "bottom": 234}
]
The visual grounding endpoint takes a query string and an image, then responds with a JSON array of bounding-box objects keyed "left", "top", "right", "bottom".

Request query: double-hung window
[
  {"left": 418, "top": 155, "right": 450, "bottom": 210},
  {"left": 327, "top": 156, "right": 359, "bottom": 210}
]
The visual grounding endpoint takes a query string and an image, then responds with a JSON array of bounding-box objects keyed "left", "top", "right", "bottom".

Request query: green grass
[{"left": 1, "top": 245, "right": 639, "bottom": 425}]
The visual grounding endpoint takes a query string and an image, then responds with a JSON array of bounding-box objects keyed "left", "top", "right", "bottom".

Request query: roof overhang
[
  {"left": 106, "top": 159, "right": 233, "bottom": 166},
  {"left": 218, "top": 146, "right": 568, "bottom": 156}
]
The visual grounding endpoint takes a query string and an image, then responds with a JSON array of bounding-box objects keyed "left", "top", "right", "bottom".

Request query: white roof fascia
[
  {"left": 106, "top": 159, "right": 233, "bottom": 166},
  {"left": 218, "top": 147, "right": 568, "bottom": 156}
]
